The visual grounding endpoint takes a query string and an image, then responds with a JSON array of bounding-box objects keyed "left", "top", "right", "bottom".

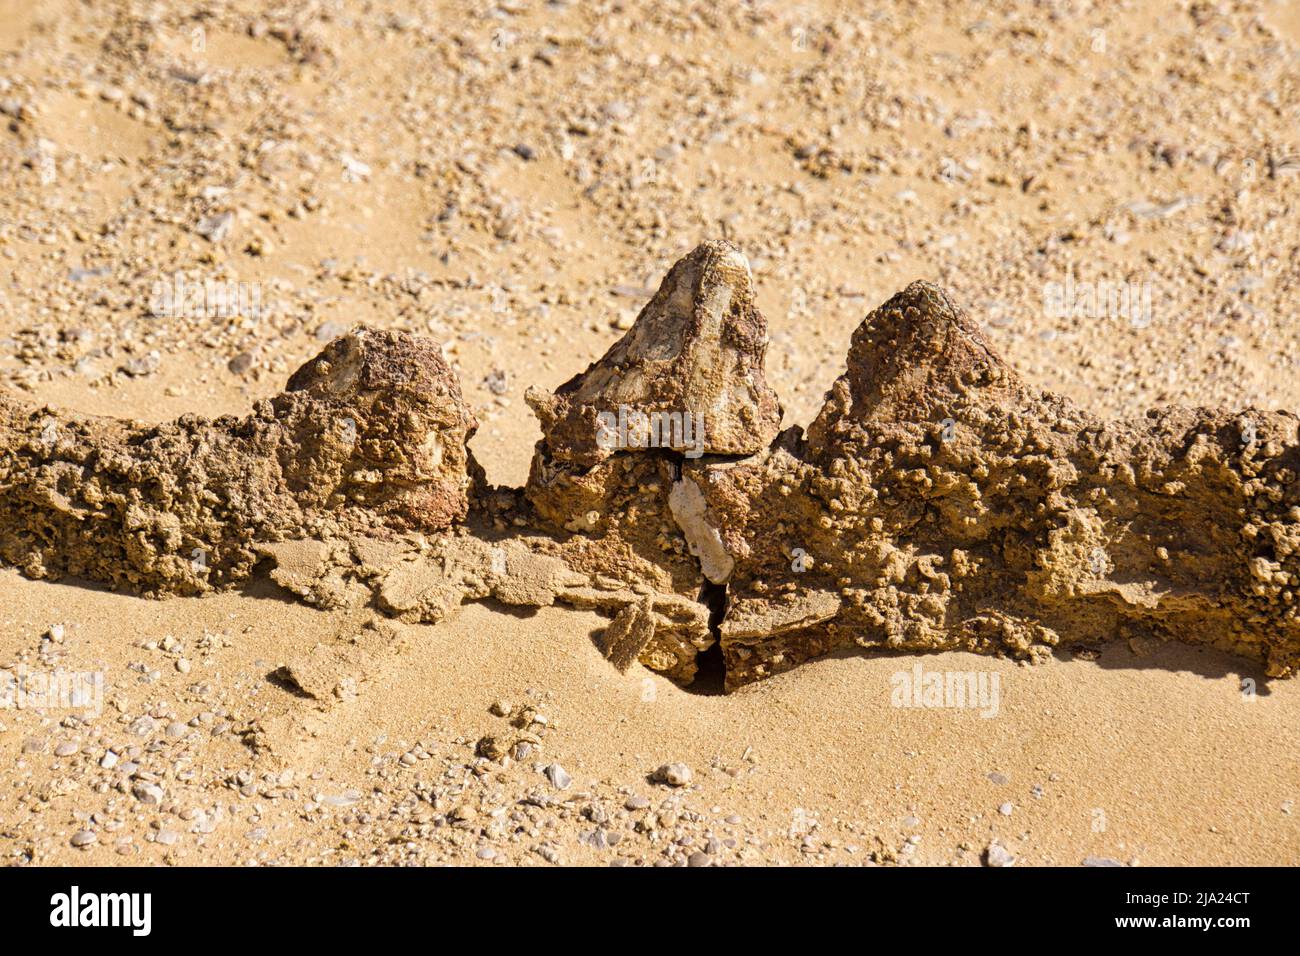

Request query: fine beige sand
[{"left": 0, "top": 0, "right": 1297, "bottom": 865}]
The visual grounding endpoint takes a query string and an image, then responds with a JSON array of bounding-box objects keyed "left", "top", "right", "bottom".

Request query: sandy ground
[{"left": 0, "top": 0, "right": 1297, "bottom": 865}]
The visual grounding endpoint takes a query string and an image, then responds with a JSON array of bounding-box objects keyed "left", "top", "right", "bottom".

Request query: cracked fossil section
[
  {"left": 525, "top": 238, "right": 782, "bottom": 470},
  {"left": 0, "top": 328, "right": 477, "bottom": 594},
  {"left": 692, "top": 281, "right": 1300, "bottom": 688},
  {"left": 521, "top": 240, "right": 787, "bottom": 680},
  {"left": 2, "top": 250, "right": 1298, "bottom": 693}
]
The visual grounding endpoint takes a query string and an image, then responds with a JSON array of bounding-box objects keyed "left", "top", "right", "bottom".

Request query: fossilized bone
[
  {"left": 1, "top": 242, "right": 1297, "bottom": 689},
  {"left": 518, "top": 243, "right": 1300, "bottom": 685}
]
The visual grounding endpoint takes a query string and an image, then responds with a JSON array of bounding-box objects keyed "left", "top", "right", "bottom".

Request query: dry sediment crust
[
  {"left": 691, "top": 282, "right": 1300, "bottom": 686},
  {"left": 0, "top": 328, "right": 476, "bottom": 594},
  {"left": 1, "top": 244, "right": 1298, "bottom": 690}
]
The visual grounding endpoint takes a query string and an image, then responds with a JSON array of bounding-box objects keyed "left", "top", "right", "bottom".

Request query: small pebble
[
  {"left": 984, "top": 842, "right": 1015, "bottom": 867},
  {"left": 132, "top": 782, "right": 164, "bottom": 805},
  {"left": 655, "top": 762, "right": 693, "bottom": 787},
  {"left": 544, "top": 764, "right": 571, "bottom": 790}
]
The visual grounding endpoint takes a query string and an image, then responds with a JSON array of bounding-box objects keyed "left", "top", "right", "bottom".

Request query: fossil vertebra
[{"left": 689, "top": 281, "right": 1300, "bottom": 686}]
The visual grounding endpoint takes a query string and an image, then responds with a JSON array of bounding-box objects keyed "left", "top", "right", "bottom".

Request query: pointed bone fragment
[
  {"left": 0, "top": 328, "right": 477, "bottom": 594},
  {"left": 526, "top": 238, "right": 782, "bottom": 469}
]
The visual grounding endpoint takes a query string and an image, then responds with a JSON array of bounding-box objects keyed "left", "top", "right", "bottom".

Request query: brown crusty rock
[
  {"left": 525, "top": 238, "right": 782, "bottom": 470},
  {"left": 692, "top": 281, "right": 1300, "bottom": 688},
  {"left": 4, "top": 265, "right": 1297, "bottom": 693},
  {"left": 520, "top": 240, "right": 785, "bottom": 680},
  {"left": 0, "top": 328, "right": 477, "bottom": 595},
  {"left": 522, "top": 238, "right": 783, "bottom": 552}
]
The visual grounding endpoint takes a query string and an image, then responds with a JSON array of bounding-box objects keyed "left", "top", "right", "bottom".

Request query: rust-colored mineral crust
[
  {"left": 0, "top": 328, "right": 477, "bottom": 594},
  {"left": 690, "top": 281, "right": 1300, "bottom": 687}
]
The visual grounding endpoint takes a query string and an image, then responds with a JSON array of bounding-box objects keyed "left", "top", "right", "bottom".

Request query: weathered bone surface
[
  {"left": 525, "top": 238, "right": 782, "bottom": 470},
  {"left": 2, "top": 252, "right": 1298, "bottom": 690},
  {"left": 521, "top": 240, "right": 785, "bottom": 677},
  {"left": 690, "top": 282, "right": 1300, "bottom": 687},
  {"left": 0, "top": 329, "right": 476, "bottom": 594}
]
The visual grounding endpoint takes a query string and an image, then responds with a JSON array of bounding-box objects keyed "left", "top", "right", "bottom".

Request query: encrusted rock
[
  {"left": 3, "top": 251, "right": 1298, "bottom": 693},
  {"left": 0, "top": 328, "right": 477, "bottom": 594},
  {"left": 525, "top": 238, "right": 781, "bottom": 469},
  {"left": 600, "top": 596, "right": 657, "bottom": 672},
  {"left": 693, "top": 281, "right": 1300, "bottom": 687},
  {"left": 521, "top": 240, "right": 785, "bottom": 679}
]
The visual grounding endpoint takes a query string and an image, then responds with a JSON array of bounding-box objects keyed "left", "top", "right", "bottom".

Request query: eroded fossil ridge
[{"left": 3, "top": 240, "right": 1298, "bottom": 689}]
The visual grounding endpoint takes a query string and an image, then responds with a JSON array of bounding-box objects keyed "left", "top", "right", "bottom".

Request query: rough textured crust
[
  {"left": 2, "top": 259, "right": 1298, "bottom": 691},
  {"left": 519, "top": 239, "right": 787, "bottom": 676},
  {"left": 525, "top": 238, "right": 782, "bottom": 469},
  {"left": 0, "top": 328, "right": 476, "bottom": 594},
  {"left": 692, "top": 282, "right": 1300, "bottom": 687}
]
